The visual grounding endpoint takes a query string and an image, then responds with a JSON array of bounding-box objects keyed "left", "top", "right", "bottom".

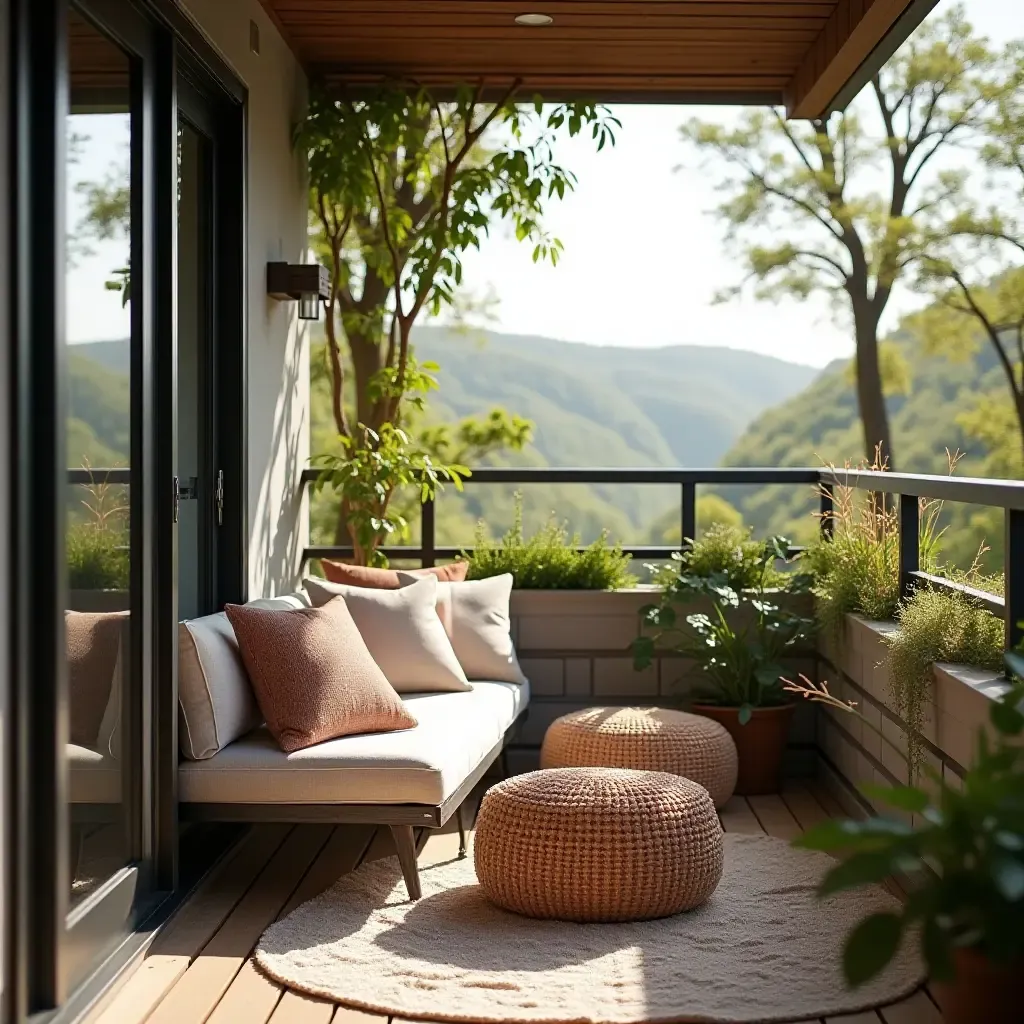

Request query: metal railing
[{"left": 69, "top": 465, "right": 1024, "bottom": 651}]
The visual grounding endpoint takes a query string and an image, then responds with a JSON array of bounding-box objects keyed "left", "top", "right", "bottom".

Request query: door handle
[{"left": 173, "top": 476, "right": 198, "bottom": 524}]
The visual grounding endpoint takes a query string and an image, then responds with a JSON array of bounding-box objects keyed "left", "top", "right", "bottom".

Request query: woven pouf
[
  {"left": 540, "top": 706, "right": 739, "bottom": 807},
  {"left": 474, "top": 767, "right": 723, "bottom": 922}
]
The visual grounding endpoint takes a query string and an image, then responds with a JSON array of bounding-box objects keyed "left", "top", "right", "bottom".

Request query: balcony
[{"left": 71, "top": 464, "right": 1020, "bottom": 1024}]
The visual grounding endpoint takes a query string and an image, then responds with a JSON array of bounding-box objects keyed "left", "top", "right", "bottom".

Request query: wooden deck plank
[
  {"left": 146, "top": 826, "right": 333, "bottom": 1024},
  {"left": 878, "top": 991, "right": 943, "bottom": 1024},
  {"left": 331, "top": 1007, "right": 387, "bottom": 1024},
  {"left": 747, "top": 793, "right": 803, "bottom": 840},
  {"left": 419, "top": 828, "right": 465, "bottom": 868},
  {"left": 824, "top": 1012, "right": 884, "bottom": 1023},
  {"left": 781, "top": 782, "right": 833, "bottom": 830},
  {"left": 88, "top": 826, "right": 292, "bottom": 1024},
  {"left": 718, "top": 796, "right": 763, "bottom": 834},
  {"left": 269, "top": 991, "right": 336, "bottom": 1024},
  {"left": 206, "top": 825, "right": 376, "bottom": 1024}
]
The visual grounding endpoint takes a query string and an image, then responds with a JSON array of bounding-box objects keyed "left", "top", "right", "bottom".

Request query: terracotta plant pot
[
  {"left": 690, "top": 703, "right": 794, "bottom": 795},
  {"left": 933, "top": 947, "right": 1024, "bottom": 1024}
]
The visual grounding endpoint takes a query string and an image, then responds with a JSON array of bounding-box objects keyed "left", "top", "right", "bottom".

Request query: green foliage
[
  {"left": 886, "top": 587, "right": 1004, "bottom": 779},
  {"left": 465, "top": 494, "right": 635, "bottom": 590},
  {"left": 660, "top": 522, "right": 788, "bottom": 590},
  {"left": 66, "top": 474, "right": 129, "bottom": 590},
  {"left": 795, "top": 657, "right": 1024, "bottom": 987},
  {"left": 804, "top": 462, "right": 946, "bottom": 636},
  {"left": 634, "top": 536, "right": 814, "bottom": 719},
  {"left": 311, "top": 423, "right": 468, "bottom": 566}
]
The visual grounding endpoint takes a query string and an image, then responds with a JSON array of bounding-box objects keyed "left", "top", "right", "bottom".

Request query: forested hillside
[
  {"left": 309, "top": 326, "right": 817, "bottom": 544},
  {"left": 718, "top": 337, "right": 1008, "bottom": 567}
]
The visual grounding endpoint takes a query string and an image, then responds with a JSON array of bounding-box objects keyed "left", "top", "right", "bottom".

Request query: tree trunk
[{"left": 852, "top": 306, "right": 894, "bottom": 470}]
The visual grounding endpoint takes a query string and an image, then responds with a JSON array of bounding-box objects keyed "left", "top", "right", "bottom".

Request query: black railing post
[
  {"left": 898, "top": 493, "right": 919, "bottom": 601},
  {"left": 1005, "top": 508, "right": 1024, "bottom": 652},
  {"left": 819, "top": 481, "right": 834, "bottom": 540},
  {"left": 421, "top": 497, "right": 436, "bottom": 568},
  {"left": 681, "top": 482, "right": 696, "bottom": 549}
]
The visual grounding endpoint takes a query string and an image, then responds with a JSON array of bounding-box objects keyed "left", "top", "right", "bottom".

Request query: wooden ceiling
[{"left": 262, "top": 0, "right": 937, "bottom": 118}]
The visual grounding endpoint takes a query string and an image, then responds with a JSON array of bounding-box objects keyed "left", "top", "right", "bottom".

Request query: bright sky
[{"left": 67, "top": 0, "right": 1024, "bottom": 369}]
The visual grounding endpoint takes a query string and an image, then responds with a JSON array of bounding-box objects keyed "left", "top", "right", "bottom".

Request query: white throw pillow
[
  {"left": 397, "top": 572, "right": 526, "bottom": 685},
  {"left": 303, "top": 576, "right": 471, "bottom": 694}
]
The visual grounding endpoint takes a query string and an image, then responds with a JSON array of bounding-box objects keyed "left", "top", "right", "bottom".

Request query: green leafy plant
[
  {"left": 634, "top": 536, "right": 814, "bottom": 722},
  {"left": 804, "top": 455, "right": 948, "bottom": 637},
  {"left": 788, "top": 653, "right": 1024, "bottom": 988},
  {"left": 465, "top": 493, "right": 635, "bottom": 590},
  {"left": 886, "top": 586, "right": 1004, "bottom": 779},
  {"left": 66, "top": 470, "right": 129, "bottom": 590},
  {"left": 311, "top": 422, "right": 467, "bottom": 566},
  {"left": 654, "top": 522, "right": 789, "bottom": 590}
]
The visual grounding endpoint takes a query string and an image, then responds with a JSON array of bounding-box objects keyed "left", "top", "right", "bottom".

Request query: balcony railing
[{"left": 69, "top": 466, "right": 1024, "bottom": 652}]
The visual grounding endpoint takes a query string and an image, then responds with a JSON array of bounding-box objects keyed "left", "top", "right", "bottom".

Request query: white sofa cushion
[
  {"left": 303, "top": 576, "right": 470, "bottom": 694},
  {"left": 179, "top": 679, "right": 528, "bottom": 806},
  {"left": 69, "top": 744, "right": 120, "bottom": 804},
  {"left": 178, "top": 592, "right": 310, "bottom": 760},
  {"left": 398, "top": 572, "right": 526, "bottom": 684}
]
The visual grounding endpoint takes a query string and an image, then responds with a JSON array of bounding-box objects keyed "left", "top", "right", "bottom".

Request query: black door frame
[{"left": 5, "top": 0, "right": 246, "bottom": 1018}]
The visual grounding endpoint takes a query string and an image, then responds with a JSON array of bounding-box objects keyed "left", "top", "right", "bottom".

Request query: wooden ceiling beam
[{"left": 785, "top": 0, "right": 938, "bottom": 117}]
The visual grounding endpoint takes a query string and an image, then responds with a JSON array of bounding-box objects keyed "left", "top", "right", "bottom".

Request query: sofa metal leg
[
  {"left": 390, "top": 825, "right": 422, "bottom": 900},
  {"left": 456, "top": 802, "right": 468, "bottom": 859}
]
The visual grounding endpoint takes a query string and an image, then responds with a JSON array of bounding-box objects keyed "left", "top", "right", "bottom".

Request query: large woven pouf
[
  {"left": 540, "top": 706, "right": 739, "bottom": 807},
  {"left": 474, "top": 767, "right": 723, "bottom": 922}
]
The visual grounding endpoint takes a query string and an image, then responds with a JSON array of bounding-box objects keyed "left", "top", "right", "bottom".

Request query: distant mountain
[
  {"left": 310, "top": 326, "right": 819, "bottom": 544},
  {"left": 718, "top": 334, "right": 1008, "bottom": 567},
  {"left": 67, "top": 328, "right": 823, "bottom": 547}
]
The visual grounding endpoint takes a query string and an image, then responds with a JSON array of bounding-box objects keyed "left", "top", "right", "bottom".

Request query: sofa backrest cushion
[
  {"left": 320, "top": 560, "right": 469, "bottom": 589},
  {"left": 224, "top": 597, "right": 417, "bottom": 753},
  {"left": 178, "top": 592, "right": 309, "bottom": 760},
  {"left": 303, "top": 576, "right": 471, "bottom": 694}
]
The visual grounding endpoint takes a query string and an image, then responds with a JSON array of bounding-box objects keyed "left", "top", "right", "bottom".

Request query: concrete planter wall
[
  {"left": 817, "top": 612, "right": 1007, "bottom": 820},
  {"left": 507, "top": 587, "right": 818, "bottom": 773},
  {"left": 67, "top": 589, "right": 131, "bottom": 613}
]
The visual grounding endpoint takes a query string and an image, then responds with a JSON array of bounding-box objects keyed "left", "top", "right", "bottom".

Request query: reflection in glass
[{"left": 65, "top": 8, "right": 133, "bottom": 911}]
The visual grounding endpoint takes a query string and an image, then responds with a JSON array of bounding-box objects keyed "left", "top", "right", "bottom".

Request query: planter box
[
  {"left": 817, "top": 611, "right": 1004, "bottom": 817},
  {"left": 67, "top": 589, "right": 130, "bottom": 613},
  {"left": 508, "top": 587, "right": 817, "bottom": 770}
]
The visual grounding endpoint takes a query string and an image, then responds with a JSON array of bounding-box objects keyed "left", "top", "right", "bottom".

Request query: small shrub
[
  {"left": 805, "top": 453, "right": 947, "bottom": 635},
  {"left": 67, "top": 521, "right": 130, "bottom": 590},
  {"left": 660, "top": 522, "right": 788, "bottom": 590},
  {"left": 67, "top": 469, "right": 130, "bottom": 590},
  {"left": 886, "top": 586, "right": 1004, "bottom": 779},
  {"left": 466, "top": 494, "right": 636, "bottom": 590}
]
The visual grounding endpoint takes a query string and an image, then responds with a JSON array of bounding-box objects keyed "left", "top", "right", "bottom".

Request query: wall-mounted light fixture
[{"left": 267, "top": 262, "right": 330, "bottom": 321}]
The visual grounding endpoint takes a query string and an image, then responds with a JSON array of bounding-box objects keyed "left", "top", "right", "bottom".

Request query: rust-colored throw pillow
[
  {"left": 224, "top": 598, "right": 417, "bottom": 753},
  {"left": 66, "top": 610, "right": 128, "bottom": 748},
  {"left": 320, "top": 560, "right": 469, "bottom": 589}
]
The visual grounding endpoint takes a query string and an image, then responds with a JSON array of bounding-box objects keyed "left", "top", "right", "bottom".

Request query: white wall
[{"left": 179, "top": 0, "right": 310, "bottom": 597}]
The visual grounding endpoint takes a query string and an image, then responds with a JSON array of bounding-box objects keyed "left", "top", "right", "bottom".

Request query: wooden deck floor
[{"left": 88, "top": 782, "right": 945, "bottom": 1024}]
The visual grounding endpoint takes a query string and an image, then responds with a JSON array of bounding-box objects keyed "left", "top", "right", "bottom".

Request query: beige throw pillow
[
  {"left": 225, "top": 598, "right": 417, "bottom": 753},
  {"left": 303, "top": 576, "right": 470, "bottom": 694},
  {"left": 397, "top": 572, "right": 526, "bottom": 685}
]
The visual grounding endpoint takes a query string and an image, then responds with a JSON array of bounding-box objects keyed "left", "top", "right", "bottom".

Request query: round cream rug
[{"left": 256, "top": 834, "right": 923, "bottom": 1024}]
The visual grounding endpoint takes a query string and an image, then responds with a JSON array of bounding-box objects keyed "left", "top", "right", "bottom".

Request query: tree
[
  {"left": 906, "top": 46, "right": 1024, "bottom": 469},
  {"left": 297, "top": 83, "right": 619, "bottom": 555},
  {"left": 679, "top": 6, "right": 995, "bottom": 468}
]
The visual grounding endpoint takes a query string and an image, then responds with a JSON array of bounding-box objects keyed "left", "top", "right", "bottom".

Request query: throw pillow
[
  {"left": 224, "top": 597, "right": 417, "bottom": 753},
  {"left": 303, "top": 576, "right": 471, "bottom": 693},
  {"left": 66, "top": 610, "right": 129, "bottom": 748},
  {"left": 396, "top": 572, "right": 526, "bottom": 685},
  {"left": 178, "top": 592, "right": 310, "bottom": 760},
  {"left": 320, "top": 560, "right": 469, "bottom": 589}
]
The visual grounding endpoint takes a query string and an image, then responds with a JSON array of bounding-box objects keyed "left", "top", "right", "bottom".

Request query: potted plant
[
  {"left": 789, "top": 652, "right": 1024, "bottom": 1024},
  {"left": 633, "top": 535, "right": 814, "bottom": 794}
]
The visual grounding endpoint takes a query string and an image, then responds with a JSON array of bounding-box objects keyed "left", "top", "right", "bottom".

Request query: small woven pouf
[
  {"left": 474, "top": 767, "right": 723, "bottom": 922},
  {"left": 540, "top": 706, "right": 739, "bottom": 807}
]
